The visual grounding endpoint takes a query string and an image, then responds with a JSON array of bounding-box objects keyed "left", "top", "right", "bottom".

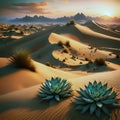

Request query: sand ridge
[{"left": 0, "top": 22, "right": 120, "bottom": 120}]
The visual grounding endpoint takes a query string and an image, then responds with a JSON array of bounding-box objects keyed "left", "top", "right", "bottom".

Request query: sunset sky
[{"left": 0, "top": 0, "right": 120, "bottom": 18}]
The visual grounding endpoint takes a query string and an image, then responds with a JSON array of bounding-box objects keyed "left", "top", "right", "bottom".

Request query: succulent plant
[
  {"left": 38, "top": 77, "right": 73, "bottom": 103},
  {"left": 74, "top": 81, "right": 120, "bottom": 118}
]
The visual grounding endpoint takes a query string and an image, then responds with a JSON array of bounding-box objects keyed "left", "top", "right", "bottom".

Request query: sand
[{"left": 0, "top": 22, "right": 120, "bottom": 120}]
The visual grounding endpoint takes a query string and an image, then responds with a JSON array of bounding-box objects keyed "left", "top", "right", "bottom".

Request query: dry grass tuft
[{"left": 9, "top": 50, "right": 36, "bottom": 72}]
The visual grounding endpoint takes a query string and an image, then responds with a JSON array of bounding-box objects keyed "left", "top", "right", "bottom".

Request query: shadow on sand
[
  {"left": 0, "top": 64, "right": 19, "bottom": 78},
  {"left": 0, "top": 96, "right": 65, "bottom": 113}
]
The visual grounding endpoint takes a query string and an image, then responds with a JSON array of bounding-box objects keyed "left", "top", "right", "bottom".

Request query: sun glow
[
  {"left": 103, "top": 11, "right": 113, "bottom": 17},
  {"left": 102, "top": 9, "right": 114, "bottom": 17}
]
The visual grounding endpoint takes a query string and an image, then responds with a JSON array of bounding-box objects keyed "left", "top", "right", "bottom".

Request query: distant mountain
[
  {"left": 10, "top": 13, "right": 90, "bottom": 23},
  {"left": 72, "top": 13, "right": 86, "bottom": 20},
  {"left": 9, "top": 13, "right": 120, "bottom": 24},
  {"left": 0, "top": 17, "right": 9, "bottom": 23},
  {"left": 12, "top": 15, "right": 53, "bottom": 23}
]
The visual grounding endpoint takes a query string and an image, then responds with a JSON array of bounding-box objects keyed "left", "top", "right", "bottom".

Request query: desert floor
[{"left": 0, "top": 21, "right": 120, "bottom": 120}]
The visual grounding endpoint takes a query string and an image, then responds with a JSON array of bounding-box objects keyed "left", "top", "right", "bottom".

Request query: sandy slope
[
  {"left": 1, "top": 23, "right": 120, "bottom": 58},
  {"left": 84, "top": 20, "right": 120, "bottom": 38},
  {"left": 75, "top": 24, "right": 120, "bottom": 41},
  {"left": 0, "top": 22, "right": 120, "bottom": 120},
  {"left": 49, "top": 32, "right": 115, "bottom": 60},
  {"left": 0, "top": 58, "right": 45, "bottom": 95},
  {"left": 0, "top": 58, "right": 79, "bottom": 95},
  {"left": 55, "top": 24, "right": 120, "bottom": 54},
  {"left": 0, "top": 70, "right": 120, "bottom": 120},
  {"left": 0, "top": 25, "right": 59, "bottom": 57}
]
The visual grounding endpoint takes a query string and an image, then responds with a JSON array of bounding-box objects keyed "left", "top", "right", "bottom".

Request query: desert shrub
[
  {"left": 45, "top": 61, "right": 51, "bottom": 66},
  {"left": 85, "top": 58, "right": 89, "bottom": 61},
  {"left": 80, "top": 62, "right": 83, "bottom": 64},
  {"left": 71, "top": 56, "right": 76, "bottom": 60},
  {"left": 70, "top": 19, "right": 76, "bottom": 25},
  {"left": 73, "top": 81, "right": 120, "bottom": 118},
  {"left": 20, "top": 30, "right": 24, "bottom": 35},
  {"left": 45, "top": 61, "right": 54, "bottom": 68},
  {"left": 9, "top": 50, "right": 36, "bottom": 72},
  {"left": 109, "top": 53, "right": 112, "bottom": 56},
  {"left": 95, "top": 58, "right": 106, "bottom": 66},
  {"left": 57, "top": 41, "right": 64, "bottom": 46},
  {"left": 63, "top": 48, "right": 69, "bottom": 53},
  {"left": 57, "top": 41, "right": 70, "bottom": 48},
  {"left": 89, "top": 46, "right": 94, "bottom": 49},
  {"left": 66, "top": 20, "right": 76, "bottom": 26},
  {"left": 94, "top": 48, "right": 97, "bottom": 53},
  {"left": 65, "top": 41, "right": 71, "bottom": 47},
  {"left": 116, "top": 54, "right": 120, "bottom": 58},
  {"left": 38, "top": 77, "right": 73, "bottom": 103},
  {"left": 63, "top": 58, "right": 66, "bottom": 62}
]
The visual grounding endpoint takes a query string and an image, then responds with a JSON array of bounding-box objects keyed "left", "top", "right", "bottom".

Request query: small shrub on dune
[
  {"left": 45, "top": 61, "right": 55, "bottom": 68},
  {"left": 20, "top": 30, "right": 24, "bottom": 35},
  {"left": 57, "top": 41, "right": 71, "bottom": 48},
  {"left": 63, "top": 48, "right": 69, "bottom": 53},
  {"left": 38, "top": 77, "right": 73, "bottom": 104},
  {"left": 70, "top": 19, "right": 76, "bottom": 25},
  {"left": 57, "top": 41, "right": 64, "bottom": 47},
  {"left": 66, "top": 20, "right": 76, "bottom": 26},
  {"left": 95, "top": 58, "right": 106, "bottom": 66},
  {"left": 94, "top": 48, "right": 97, "bottom": 53},
  {"left": 9, "top": 50, "right": 36, "bottom": 72},
  {"left": 116, "top": 54, "right": 120, "bottom": 58},
  {"left": 109, "top": 53, "right": 112, "bottom": 56},
  {"left": 65, "top": 41, "right": 71, "bottom": 47},
  {"left": 73, "top": 81, "right": 120, "bottom": 118}
]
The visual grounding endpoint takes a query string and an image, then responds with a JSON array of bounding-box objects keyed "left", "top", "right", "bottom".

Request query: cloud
[
  {"left": 54, "top": 0, "right": 69, "bottom": 2},
  {"left": 11, "top": 2, "right": 50, "bottom": 14},
  {"left": 0, "top": 2, "right": 51, "bottom": 17},
  {"left": 12, "top": 2, "right": 49, "bottom": 7}
]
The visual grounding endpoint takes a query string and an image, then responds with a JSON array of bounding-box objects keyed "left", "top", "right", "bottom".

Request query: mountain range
[{"left": 4, "top": 13, "right": 120, "bottom": 24}]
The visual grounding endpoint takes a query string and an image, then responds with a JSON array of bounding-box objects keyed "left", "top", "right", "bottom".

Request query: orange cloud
[
  {"left": 0, "top": 2, "right": 51, "bottom": 17},
  {"left": 12, "top": 2, "right": 49, "bottom": 7},
  {"left": 54, "top": 0, "right": 69, "bottom": 2},
  {"left": 9, "top": 2, "right": 50, "bottom": 15}
]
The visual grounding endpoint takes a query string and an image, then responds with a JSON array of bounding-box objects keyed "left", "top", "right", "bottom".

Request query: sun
[{"left": 102, "top": 10, "right": 114, "bottom": 17}]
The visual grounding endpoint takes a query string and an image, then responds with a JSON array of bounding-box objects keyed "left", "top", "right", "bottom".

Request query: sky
[{"left": 0, "top": 0, "right": 120, "bottom": 18}]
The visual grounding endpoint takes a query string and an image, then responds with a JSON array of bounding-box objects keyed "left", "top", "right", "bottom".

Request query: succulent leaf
[
  {"left": 102, "top": 99, "right": 118, "bottom": 104},
  {"left": 74, "top": 80, "right": 120, "bottom": 118},
  {"left": 95, "top": 108, "right": 101, "bottom": 118},
  {"left": 107, "top": 92, "right": 116, "bottom": 99},
  {"left": 55, "top": 95, "right": 60, "bottom": 101},
  {"left": 90, "top": 103, "right": 96, "bottom": 114},
  {"left": 81, "top": 104, "right": 90, "bottom": 114},
  {"left": 38, "top": 77, "right": 73, "bottom": 103},
  {"left": 102, "top": 106, "right": 110, "bottom": 116},
  {"left": 96, "top": 102, "right": 103, "bottom": 108},
  {"left": 75, "top": 106, "right": 83, "bottom": 110},
  {"left": 82, "top": 97, "right": 94, "bottom": 103}
]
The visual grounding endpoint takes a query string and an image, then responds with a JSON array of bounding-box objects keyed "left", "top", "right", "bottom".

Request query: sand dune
[
  {"left": 0, "top": 58, "right": 45, "bottom": 95},
  {"left": 49, "top": 32, "right": 114, "bottom": 60},
  {"left": 0, "top": 58, "right": 79, "bottom": 95},
  {"left": 84, "top": 20, "right": 120, "bottom": 38},
  {"left": 0, "top": 70, "right": 120, "bottom": 120},
  {"left": 0, "top": 22, "right": 120, "bottom": 120},
  {"left": 0, "top": 25, "right": 58, "bottom": 57},
  {"left": 0, "top": 23, "right": 120, "bottom": 58},
  {"left": 54, "top": 24, "right": 120, "bottom": 54},
  {"left": 75, "top": 24, "right": 120, "bottom": 41}
]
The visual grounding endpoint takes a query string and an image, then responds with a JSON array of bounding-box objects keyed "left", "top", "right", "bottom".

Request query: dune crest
[{"left": 0, "top": 22, "right": 120, "bottom": 120}]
